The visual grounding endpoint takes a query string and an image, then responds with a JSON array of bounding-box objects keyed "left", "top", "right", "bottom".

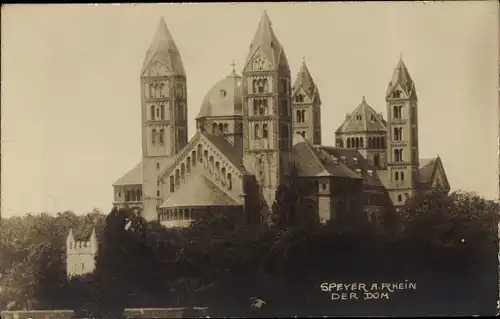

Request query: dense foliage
[{"left": 1, "top": 190, "right": 498, "bottom": 317}]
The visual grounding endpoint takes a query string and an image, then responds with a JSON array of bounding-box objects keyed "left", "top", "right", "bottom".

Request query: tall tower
[
  {"left": 141, "top": 18, "right": 187, "bottom": 221},
  {"left": 385, "top": 57, "right": 419, "bottom": 206},
  {"left": 242, "top": 11, "right": 293, "bottom": 209},
  {"left": 292, "top": 58, "right": 322, "bottom": 145}
]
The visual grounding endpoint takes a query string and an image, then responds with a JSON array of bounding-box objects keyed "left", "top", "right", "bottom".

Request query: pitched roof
[
  {"left": 386, "top": 57, "right": 417, "bottom": 100},
  {"left": 419, "top": 157, "right": 449, "bottom": 189},
  {"left": 113, "top": 162, "right": 143, "bottom": 186},
  {"left": 293, "top": 60, "right": 321, "bottom": 104},
  {"left": 291, "top": 134, "right": 361, "bottom": 179},
  {"left": 201, "top": 132, "right": 247, "bottom": 174},
  {"left": 159, "top": 172, "right": 240, "bottom": 208},
  {"left": 336, "top": 96, "right": 387, "bottom": 134},
  {"left": 244, "top": 11, "right": 288, "bottom": 70},
  {"left": 318, "top": 146, "right": 385, "bottom": 188},
  {"left": 113, "top": 158, "right": 173, "bottom": 186},
  {"left": 141, "top": 17, "right": 185, "bottom": 76}
]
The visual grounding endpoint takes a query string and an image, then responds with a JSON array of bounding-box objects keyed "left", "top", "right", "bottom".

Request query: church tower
[
  {"left": 385, "top": 57, "right": 419, "bottom": 206},
  {"left": 241, "top": 11, "right": 293, "bottom": 209},
  {"left": 140, "top": 18, "right": 188, "bottom": 221},
  {"left": 292, "top": 59, "right": 322, "bottom": 145}
]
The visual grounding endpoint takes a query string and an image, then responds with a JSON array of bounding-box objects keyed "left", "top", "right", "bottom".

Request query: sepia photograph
[{"left": 1, "top": 2, "right": 499, "bottom": 318}]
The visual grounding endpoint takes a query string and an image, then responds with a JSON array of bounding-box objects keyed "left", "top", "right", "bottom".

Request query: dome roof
[{"left": 196, "top": 71, "right": 243, "bottom": 119}]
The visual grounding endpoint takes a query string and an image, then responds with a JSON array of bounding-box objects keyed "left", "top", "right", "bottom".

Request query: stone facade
[
  {"left": 65, "top": 228, "right": 97, "bottom": 278},
  {"left": 112, "top": 12, "right": 450, "bottom": 229}
]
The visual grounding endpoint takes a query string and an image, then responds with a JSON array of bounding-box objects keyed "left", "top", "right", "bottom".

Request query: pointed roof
[
  {"left": 67, "top": 228, "right": 74, "bottom": 240},
  {"left": 293, "top": 59, "right": 321, "bottom": 104},
  {"left": 386, "top": 57, "right": 417, "bottom": 99},
  {"left": 113, "top": 162, "right": 143, "bottom": 186},
  {"left": 244, "top": 11, "right": 288, "bottom": 70},
  {"left": 336, "top": 96, "right": 388, "bottom": 134},
  {"left": 159, "top": 173, "right": 240, "bottom": 208},
  {"left": 292, "top": 134, "right": 362, "bottom": 180},
  {"left": 419, "top": 156, "right": 450, "bottom": 190},
  {"left": 141, "top": 17, "right": 185, "bottom": 76}
]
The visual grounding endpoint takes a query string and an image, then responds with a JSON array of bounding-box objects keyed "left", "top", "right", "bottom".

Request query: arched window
[
  {"left": 152, "top": 129, "right": 157, "bottom": 144},
  {"left": 397, "top": 194, "right": 402, "bottom": 202},
  {"left": 138, "top": 189, "right": 142, "bottom": 200},
  {"left": 175, "top": 169, "right": 180, "bottom": 187},
  {"left": 191, "top": 151, "right": 196, "bottom": 167},
  {"left": 228, "top": 173, "right": 232, "bottom": 190},
  {"left": 197, "top": 144, "right": 203, "bottom": 163},
  {"left": 170, "top": 176, "right": 174, "bottom": 192},
  {"left": 262, "top": 123, "right": 268, "bottom": 138},
  {"left": 209, "top": 156, "right": 214, "bottom": 174},
  {"left": 223, "top": 123, "right": 229, "bottom": 134},
  {"left": 301, "top": 110, "right": 306, "bottom": 123},
  {"left": 393, "top": 105, "right": 398, "bottom": 119},
  {"left": 151, "top": 106, "right": 155, "bottom": 120},
  {"left": 394, "top": 127, "right": 399, "bottom": 141},
  {"left": 401, "top": 171, "right": 405, "bottom": 181},
  {"left": 360, "top": 138, "right": 364, "bottom": 148},
  {"left": 254, "top": 123, "right": 260, "bottom": 139},
  {"left": 218, "top": 123, "right": 224, "bottom": 135},
  {"left": 125, "top": 190, "right": 131, "bottom": 202},
  {"left": 160, "top": 105, "right": 165, "bottom": 120},
  {"left": 186, "top": 158, "right": 191, "bottom": 175},
  {"left": 399, "top": 149, "right": 403, "bottom": 162},
  {"left": 399, "top": 128, "right": 403, "bottom": 141},
  {"left": 355, "top": 138, "right": 359, "bottom": 148},
  {"left": 215, "top": 162, "right": 220, "bottom": 181},
  {"left": 394, "top": 149, "right": 399, "bottom": 162},
  {"left": 159, "top": 129, "right": 164, "bottom": 144},
  {"left": 212, "top": 123, "right": 217, "bottom": 134},
  {"left": 395, "top": 171, "right": 399, "bottom": 181},
  {"left": 156, "top": 162, "right": 160, "bottom": 170},
  {"left": 156, "top": 108, "right": 160, "bottom": 119},
  {"left": 181, "top": 163, "right": 186, "bottom": 180},
  {"left": 258, "top": 79, "right": 265, "bottom": 93},
  {"left": 296, "top": 110, "right": 301, "bottom": 123},
  {"left": 221, "top": 167, "right": 226, "bottom": 186},
  {"left": 203, "top": 150, "right": 208, "bottom": 168}
]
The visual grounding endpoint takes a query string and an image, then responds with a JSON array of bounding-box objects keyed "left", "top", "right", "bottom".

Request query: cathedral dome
[{"left": 196, "top": 71, "right": 243, "bottom": 119}]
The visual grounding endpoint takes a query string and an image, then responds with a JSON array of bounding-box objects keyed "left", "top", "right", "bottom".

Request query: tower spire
[
  {"left": 244, "top": 10, "right": 286, "bottom": 70},
  {"left": 141, "top": 17, "right": 185, "bottom": 76}
]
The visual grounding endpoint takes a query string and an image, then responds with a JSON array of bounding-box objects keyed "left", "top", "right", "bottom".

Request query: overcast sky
[{"left": 2, "top": 2, "right": 498, "bottom": 217}]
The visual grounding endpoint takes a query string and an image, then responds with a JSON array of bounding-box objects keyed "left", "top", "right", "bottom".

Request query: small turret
[
  {"left": 89, "top": 228, "right": 98, "bottom": 254},
  {"left": 66, "top": 228, "right": 75, "bottom": 249}
]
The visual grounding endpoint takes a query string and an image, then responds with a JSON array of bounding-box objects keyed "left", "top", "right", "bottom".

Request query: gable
[
  {"left": 244, "top": 48, "right": 273, "bottom": 72},
  {"left": 293, "top": 87, "right": 312, "bottom": 104},
  {"left": 386, "top": 83, "right": 408, "bottom": 99},
  {"left": 160, "top": 171, "right": 239, "bottom": 208},
  {"left": 144, "top": 60, "right": 170, "bottom": 77}
]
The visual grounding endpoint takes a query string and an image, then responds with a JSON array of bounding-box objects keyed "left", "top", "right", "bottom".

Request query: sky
[{"left": 1, "top": 2, "right": 499, "bottom": 217}]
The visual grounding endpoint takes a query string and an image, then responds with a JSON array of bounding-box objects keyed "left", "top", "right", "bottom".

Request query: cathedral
[{"left": 112, "top": 11, "right": 450, "bottom": 228}]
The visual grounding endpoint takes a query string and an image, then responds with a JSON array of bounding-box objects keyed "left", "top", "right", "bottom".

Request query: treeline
[{"left": 1, "top": 191, "right": 499, "bottom": 317}]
